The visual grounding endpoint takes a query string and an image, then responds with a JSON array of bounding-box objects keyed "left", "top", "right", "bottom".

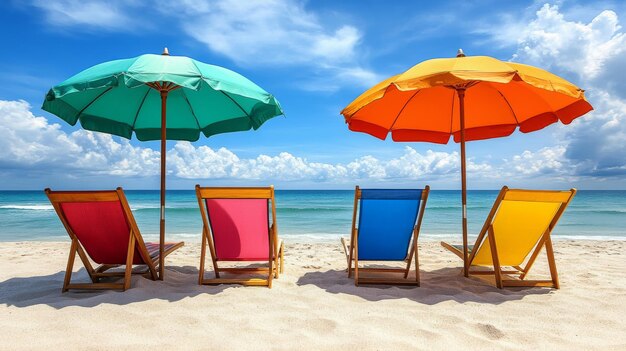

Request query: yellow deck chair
[{"left": 441, "top": 186, "right": 576, "bottom": 289}]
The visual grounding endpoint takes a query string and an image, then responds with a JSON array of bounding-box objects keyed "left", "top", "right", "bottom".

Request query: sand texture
[{"left": 0, "top": 240, "right": 625, "bottom": 350}]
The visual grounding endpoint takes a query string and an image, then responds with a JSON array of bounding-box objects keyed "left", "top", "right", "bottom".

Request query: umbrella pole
[
  {"left": 457, "top": 87, "right": 469, "bottom": 277},
  {"left": 159, "top": 89, "right": 168, "bottom": 280}
]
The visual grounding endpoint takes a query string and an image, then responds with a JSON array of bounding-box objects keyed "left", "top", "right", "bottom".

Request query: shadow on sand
[
  {"left": 1, "top": 263, "right": 553, "bottom": 309},
  {"left": 296, "top": 267, "right": 552, "bottom": 305},
  {"left": 0, "top": 265, "right": 234, "bottom": 309}
]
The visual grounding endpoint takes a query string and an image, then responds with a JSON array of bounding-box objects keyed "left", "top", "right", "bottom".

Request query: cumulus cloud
[
  {"left": 177, "top": 144, "right": 497, "bottom": 184},
  {"left": 0, "top": 100, "right": 160, "bottom": 177},
  {"left": 168, "top": 143, "right": 502, "bottom": 184},
  {"left": 508, "top": 146, "right": 571, "bottom": 176},
  {"left": 563, "top": 90, "right": 626, "bottom": 177},
  {"left": 482, "top": 3, "right": 626, "bottom": 179},
  {"left": 511, "top": 4, "right": 626, "bottom": 88},
  {"left": 0, "top": 100, "right": 533, "bottom": 187}
]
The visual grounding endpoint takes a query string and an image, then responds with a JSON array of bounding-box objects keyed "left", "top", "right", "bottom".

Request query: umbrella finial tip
[
  {"left": 162, "top": 47, "right": 170, "bottom": 56},
  {"left": 456, "top": 48, "right": 466, "bottom": 57}
]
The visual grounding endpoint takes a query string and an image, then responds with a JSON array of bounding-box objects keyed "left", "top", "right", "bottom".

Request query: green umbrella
[{"left": 42, "top": 48, "right": 284, "bottom": 279}]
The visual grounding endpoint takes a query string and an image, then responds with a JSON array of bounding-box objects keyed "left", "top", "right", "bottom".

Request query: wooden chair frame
[
  {"left": 441, "top": 186, "right": 576, "bottom": 289},
  {"left": 45, "top": 188, "right": 184, "bottom": 292},
  {"left": 341, "top": 186, "right": 430, "bottom": 286},
  {"left": 195, "top": 185, "right": 284, "bottom": 288}
]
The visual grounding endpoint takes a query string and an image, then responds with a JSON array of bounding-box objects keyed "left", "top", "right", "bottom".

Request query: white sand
[{"left": 0, "top": 239, "right": 625, "bottom": 350}]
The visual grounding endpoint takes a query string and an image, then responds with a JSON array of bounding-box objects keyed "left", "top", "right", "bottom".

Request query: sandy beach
[{"left": 0, "top": 239, "right": 625, "bottom": 350}]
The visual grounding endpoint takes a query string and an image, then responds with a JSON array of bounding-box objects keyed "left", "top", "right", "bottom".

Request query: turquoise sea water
[{"left": 0, "top": 190, "right": 624, "bottom": 242}]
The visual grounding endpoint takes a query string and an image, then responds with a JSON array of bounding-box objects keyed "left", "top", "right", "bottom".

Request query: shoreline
[{"left": 2, "top": 234, "right": 626, "bottom": 244}]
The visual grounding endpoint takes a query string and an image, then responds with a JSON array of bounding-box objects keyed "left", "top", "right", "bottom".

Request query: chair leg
[
  {"left": 414, "top": 242, "right": 420, "bottom": 286},
  {"left": 353, "top": 236, "right": 359, "bottom": 286},
  {"left": 62, "top": 240, "right": 78, "bottom": 293},
  {"left": 404, "top": 245, "right": 414, "bottom": 279},
  {"left": 545, "top": 236, "right": 560, "bottom": 289},
  {"left": 274, "top": 241, "right": 284, "bottom": 278},
  {"left": 348, "top": 245, "right": 353, "bottom": 278},
  {"left": 280, "top": 241, "right": 284, "bottom": 274},
  {"left": 199, "top": 229, "right": 207, "bottom": 285},
  {"left": 341, "top": 237, "right": 352, "bottom": 277},
  {"left": 487, "top": 227, "right": 503, "bottom": 289},
  {"left": 123, "top": 233, "right": 136, "bottom": 291},
  {"left": 268, "top": 259, "right": 274, "bottom": 289}
]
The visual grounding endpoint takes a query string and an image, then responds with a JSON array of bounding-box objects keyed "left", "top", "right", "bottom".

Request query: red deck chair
[
  {"left": 195, "top": 185, "right": 284, "bottom": 288},
  {"left": 45, "top": 188, "right": 184, "bottom": 292}
]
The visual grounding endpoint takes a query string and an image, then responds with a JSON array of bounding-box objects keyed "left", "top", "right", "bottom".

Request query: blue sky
[{"left": 0, "top": 0, "right": 625, "bottom": 190}]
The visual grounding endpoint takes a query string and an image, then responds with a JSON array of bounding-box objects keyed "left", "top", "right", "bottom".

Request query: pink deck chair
[
  {"left": 45, "top": 188, "right": 184, "bottom": 291},
  {"left": 195, "top": 185, "right": 284, "bottom": 288}
]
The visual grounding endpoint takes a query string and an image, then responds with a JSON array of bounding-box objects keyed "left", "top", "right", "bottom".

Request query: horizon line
[{"left": 1, "top": 188, "right": 623, "bottom": 191}]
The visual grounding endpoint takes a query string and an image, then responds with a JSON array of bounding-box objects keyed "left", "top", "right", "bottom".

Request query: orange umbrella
[{"left": 341, "top": 50, "right": 593, "bottom": 276}]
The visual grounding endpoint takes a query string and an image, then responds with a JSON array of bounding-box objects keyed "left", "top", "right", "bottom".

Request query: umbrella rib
[
  {"left": 74, "top": 87, "right": 113, "bottom": 121},
  {"left": 496, "top": 90, "right": 520, "bottom": 125},
  {"left": 182, "top": 90, "right": 202, "bottom": 130},
  {"left": 387, "top": 89, "right": 422, "bottom": 137},
  {"left": 449, "top": 88, "right": 456, "bottom": 135},
  {"left": 219, "top": 90, "right": 252, "bottom": 126},
  {"left": 131, "top": 88, "right": 152, "bottom": 131},
  {"left": 192, "top": 56, "right": 250, "bottom": 122}
]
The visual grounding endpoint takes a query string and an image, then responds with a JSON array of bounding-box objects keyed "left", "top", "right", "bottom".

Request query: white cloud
[
  {"left": 152, "top": 142, "right": 499, "bottom": 184},
  {"left": 0, "top": 100, "right": 160, "bottom": 177},
  {"left": 346, "top": 155, "right": 386, "bottom": 179},
  {"left": 30, "top": 0, "right": 140, "bottom": 31},
  {"left": 167, "top": 0, "right": 358, "bottom": 66},
  {"left": 483, "top": 3, "right": 626, "bottom": 179},
  {"left": 300, "top": 66, "right": 384, "bottom": 92},
  {"left": 27, "top": 0, "right": 383, "bottom": 91},
  {"left": 511, "top": 4, "right": 626, "bottom": 83},
  {"left": 168, "top": 144, "right": 497, "bottom": 183},
  {"left": 387, "top": 149, "right": 459, "bottom": 178},
  {"left": 563, "top": 90, "right": 626, "bottom": 177},
  {"left": 513, "top": 4, "right": 626, "bottom": 178},
  {"left": 1, "top": 99, "right": 609, "bottom": 187},
  {"left": 0, "top": 100, "right": 477, "bottom": 184},
  {"left": 508, "top": 146, "right": 570, "bottom": 176},
  {"left": 169, "top": 0, "right": 382, "bottom": 91}
]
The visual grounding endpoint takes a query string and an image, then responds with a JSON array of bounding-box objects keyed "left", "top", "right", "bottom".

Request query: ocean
[{"left": 0, "top": 190, "right": 624, "bottom": 242}]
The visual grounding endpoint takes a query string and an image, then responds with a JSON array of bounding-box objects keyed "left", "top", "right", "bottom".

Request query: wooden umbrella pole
[
  {"left": 457, "top": 87, "right": 469, "bottom": 277},
  {"left": 159, "top": 88, "right": 167, "bottom": 280}
]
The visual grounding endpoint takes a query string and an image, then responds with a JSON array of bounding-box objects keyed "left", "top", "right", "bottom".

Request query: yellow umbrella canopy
[{"left": 341, "top": 51, "right": 592, "bottom": 276}]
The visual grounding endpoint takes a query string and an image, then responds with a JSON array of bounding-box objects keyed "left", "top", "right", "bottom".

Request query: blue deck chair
[{"left": 341, "top": 186, "right": 430, "bottom": 286}]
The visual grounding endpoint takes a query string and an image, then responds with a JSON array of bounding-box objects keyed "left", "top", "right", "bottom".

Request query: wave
[
  {"left": 552, "top": 235, "right": 626, "bottom": 241},
  {"left": 131, "top": 206, "right": 198, "bottom": 211},
  {"left": 279, "top": 207, "right": 350, "bottom": 213},
  {"left": 130, "top": 206, "right": 353, "bottom": 213},
  {"left": 583, "top": 209, "right": 626, "bottom": 215},
  {"left": 139, "top": 232, "right": 202, "bottom": 240},
  {"left": 426, "top": 206, "right": 491, "bottom": 210},
  {"left": 0, "top": 205, "right": 53, "bottom": 211},
  {"left": 0, "top": 204, "right": 196, "bottom": 212},
  {"left": 130, "top": 205, "right": 161, "bottom": 211}
]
